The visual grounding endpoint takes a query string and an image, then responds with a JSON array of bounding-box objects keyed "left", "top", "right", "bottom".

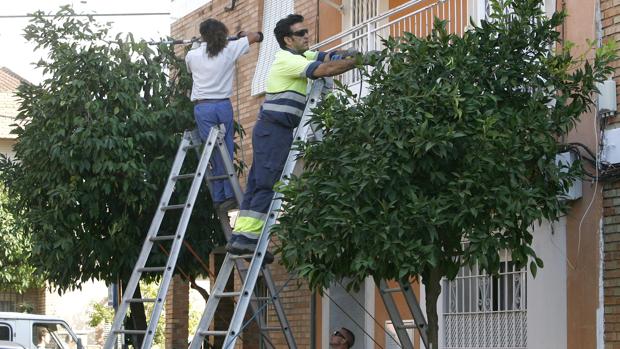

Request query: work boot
[
  {"left": 226, "top": 238, "right": 274, "bottom": 264},
  {"left": 214, "top": 197, "right": 238, "bottom": 212}
]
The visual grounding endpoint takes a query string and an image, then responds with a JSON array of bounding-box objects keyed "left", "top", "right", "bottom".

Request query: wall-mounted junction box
[
  {"left": 555, "top": 151, "right": 583, "bottom": 201},
  {"left": 602, "top": 127, "right": 620, "bottom": 165},
  {"left": 597, "top": 79, "right": 617, "bottom": 117}
]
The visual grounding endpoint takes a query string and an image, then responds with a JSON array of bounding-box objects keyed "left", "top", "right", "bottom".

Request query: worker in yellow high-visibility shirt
[{"left": 226, "top": 14, "right": 369, "bottom": 262}]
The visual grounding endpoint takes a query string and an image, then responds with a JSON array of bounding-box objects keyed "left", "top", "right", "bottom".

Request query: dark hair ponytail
[{"left": 199, "top": 19, "right": 229, "bottom": 57}]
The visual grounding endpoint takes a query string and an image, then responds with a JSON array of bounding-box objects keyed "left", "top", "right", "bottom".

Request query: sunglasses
[
  {"left": 333, "top": 330, "right": 348, "bottom": 343},
  {"left": 290, "top": 29, "right": 309, "bottom": 37}
]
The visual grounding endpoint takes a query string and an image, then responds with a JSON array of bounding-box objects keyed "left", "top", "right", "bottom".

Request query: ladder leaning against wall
[{"left": 104, "top": 77, "right": 429, "bottom": 349}]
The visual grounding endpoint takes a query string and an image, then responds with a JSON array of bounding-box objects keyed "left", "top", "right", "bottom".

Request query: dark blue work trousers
[
  {"left": 240, "top": 119, "right": 294, "bottom": 214},
  {"left": 193, "top": 99, "right": 235, "bottom": 204}
]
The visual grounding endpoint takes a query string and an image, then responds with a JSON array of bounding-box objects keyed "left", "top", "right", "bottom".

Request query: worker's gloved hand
[
  {"left": 358, "top": 50, "right": 382, "bottom": 66},
  {"left": 329, "top": 48, "right": 360, "bottom": 60}
]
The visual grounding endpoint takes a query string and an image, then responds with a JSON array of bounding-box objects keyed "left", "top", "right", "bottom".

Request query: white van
[{"left": 0, "top": 313, "right": 83, "bottom": 349}]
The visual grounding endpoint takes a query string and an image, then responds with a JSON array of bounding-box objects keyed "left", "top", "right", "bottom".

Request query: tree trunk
[
  {"left": 422, "top": 267, "right": 443, "bottom": 349},
  {"left": 128, "top": 284, "right": 147, "bottom": 349}
]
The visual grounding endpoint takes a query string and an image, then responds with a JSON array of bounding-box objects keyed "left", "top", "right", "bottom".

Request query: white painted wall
[{"left": 527, "top": 217, "right": 568, "bottom": 349}]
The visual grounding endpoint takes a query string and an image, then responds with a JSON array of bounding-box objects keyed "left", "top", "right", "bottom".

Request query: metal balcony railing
[{"left": 312, "top": 0, "right": 470, "bottom": 87}]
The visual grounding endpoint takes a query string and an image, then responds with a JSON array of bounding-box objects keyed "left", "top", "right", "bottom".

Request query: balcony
[{"left": 312, "top": 0, "right": 477, "bottom": 88}]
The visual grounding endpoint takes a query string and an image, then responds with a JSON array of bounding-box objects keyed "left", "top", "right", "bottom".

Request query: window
[
  {"left": 0, "top": 324, "right": 12, "bottom": 341},
  {"left": 442, "top": 251, "right": 527, "bottom": 348},
  {"left": 33, "top": 323, "right": 78, "bottom": 349}
]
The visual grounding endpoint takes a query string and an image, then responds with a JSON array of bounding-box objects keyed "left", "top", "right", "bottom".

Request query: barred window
[{"left": 442, "top": 250, "right": 527, "bottom": 348}]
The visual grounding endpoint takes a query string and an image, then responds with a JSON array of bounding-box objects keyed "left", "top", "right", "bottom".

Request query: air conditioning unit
[{"left": 555, "top": 151, "right": 582, "bottom": 201}]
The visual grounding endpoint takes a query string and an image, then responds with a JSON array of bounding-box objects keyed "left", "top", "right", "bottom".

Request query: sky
[{"left": 0, "top": 0, "right": 179, "bottom": 83}]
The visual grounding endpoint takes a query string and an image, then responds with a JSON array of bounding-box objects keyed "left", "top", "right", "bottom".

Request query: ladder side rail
[
  {"left": 215, "top": 130, "right": 244, "bottom": 204},
  {"left": 261, "top": 267, "right": 297, "bottom": 348},
  {"left": 378, "top": 280, "right": 415, "bottom": 349},
  {"left": 104, "top": 132, "right": 194, "bottom": 349},
  {"left": 194, "top": 128, "right": 274, "bottom": 348},
  {"left": 188, "top": 257, "right": 237, "bottom": 349},
  {"left": 218, "top": 213, "right": 273, "bottom": 344},
  {"left": 221, "top": 79, "right": 327, "bottom": 349},
  {"left": 399, "top": 280, "right": 429, "bottom": 348},
  {"left": 141, "top": 127, "right": 221, "bottom": 349}
]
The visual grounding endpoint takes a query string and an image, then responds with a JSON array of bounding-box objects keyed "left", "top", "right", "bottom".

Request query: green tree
[
  {"left": 0, "top": 184, "right": 43, "bottom": 292},
  {"left": 0, "top": 6, "right": 227, "bottom": 345},
  {"left": 274, "top": 0, "right": 616, "bottom": 346}
]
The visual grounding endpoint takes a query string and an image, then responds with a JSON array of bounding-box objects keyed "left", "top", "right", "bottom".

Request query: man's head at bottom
[{"left": 330, "top": 327, "right": 355, "bottom": 348}]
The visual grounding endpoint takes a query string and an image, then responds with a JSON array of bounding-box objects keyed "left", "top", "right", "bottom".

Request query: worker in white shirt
[{"left": 185, "top": 18, "right": 263, "bottom": 211}]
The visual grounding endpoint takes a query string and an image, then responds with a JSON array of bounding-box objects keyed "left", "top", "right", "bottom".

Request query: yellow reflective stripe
[
  {"left": 233, "top": 216, "right": 265, "bottom": 235},
  {"left": 303, "top": 50, "right": 318, "bottom": 60}
]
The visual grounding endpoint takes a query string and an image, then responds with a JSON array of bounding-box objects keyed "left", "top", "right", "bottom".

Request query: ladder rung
[
  {"left": 138, "top": 267, "right": 166, "bottom": 273},
  {"left": 382, "top": 287, "right": 402, "bottom": 293},
  {"left": 126, "top": 298, "right": 157, "bottom": 303},
  {"left": 200, "top": 330, "right": 227, "bottom": 337},
  {"left": 215, "top": 291, "right": 241, "bottom": 298},
  {"left": 183, "top": 144, "right": 201, "bottom": 150},
  {"left": 172, "top": 173, "right": 196, "bottom": 180},
  {"left": 396, "top": 323, "right": 418, "bottom": 330},
  {"left": 115, "top": 329, "right": 147, "bottom": 335},
  {"left": 230, "top": 254, "right": 254, "bottom": 260},
  {"left": 207, "top": 175, "right": 229, "bottom": 181},
  {"left": 161, "top": 204, "right": 187, "bottom": 211},
  {"left": 262, "top": 326, "right": 283, "bottom": 331},
  {"left": 253, "top": 296, "right": 271, "bottom": 301},
  {"left": 150, "top": 235, "right": 176, "bottom": 241}
]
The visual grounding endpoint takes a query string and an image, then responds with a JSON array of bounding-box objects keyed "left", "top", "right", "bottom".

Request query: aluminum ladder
[
  {"left": 189, "top": 78, "right": 329, "bottom": 349},
  {"left": 103, "top": 126, "right": 291, "bottom": 349},
  {"left": 378, "top": 279, "right": 429, "bottom": 349}
]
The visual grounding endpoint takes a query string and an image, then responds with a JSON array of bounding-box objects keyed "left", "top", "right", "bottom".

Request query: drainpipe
[
  {"left": 311, "top": 291, "right": 317, "bottom": 349},
  {"left": 595, "top": 1, "right": 605, "bottom": 348}
]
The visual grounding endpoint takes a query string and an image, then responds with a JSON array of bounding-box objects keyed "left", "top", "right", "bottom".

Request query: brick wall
[
  {"left": 601, "top": 0, "right": 620, "bottom": 112},
  {"left": 0, "top": 139, "right": 14, "bottom": 158},
  {"left": 171, "top": 0, "right": 264, "bottom": 170},
  {"left": 165, "top": 275, "right": 189, "bottom": 349},
  {"left": 602, "top": 0, "right": 620, "bottom": 346},
  {"left": 171, "top": 2, "right": 264, "bottom": 347},
  {"left": 171, "top": 1, "right": 322, "bottom": 348},
  {"left": 0, "top": 288, "right": 46, "bottom": 314}
]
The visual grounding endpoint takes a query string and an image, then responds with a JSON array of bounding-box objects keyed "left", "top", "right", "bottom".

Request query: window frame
[{"left": 0, "top": 322, "right": 13, "bottom": 341}]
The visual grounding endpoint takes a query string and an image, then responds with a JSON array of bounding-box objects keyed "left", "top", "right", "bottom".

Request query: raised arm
[
  {"left": 236, "top": 31, "right": 264, "bottom": 45},
  {"left": 312, "top": 59, "right": 357, "bottom": 78}
]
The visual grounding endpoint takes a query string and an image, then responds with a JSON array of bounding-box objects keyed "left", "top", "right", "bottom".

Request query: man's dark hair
[
  {"left": 341, "top": 328, "right": 355, "bottom": 348},
  {"left": 274, "top": 14, "right": 304, "bottom": 49},
  {"left": 199, "top": 18, "right": 229, "bottom": 57}
]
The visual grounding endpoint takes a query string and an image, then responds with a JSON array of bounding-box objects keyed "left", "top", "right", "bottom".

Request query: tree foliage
[
  {"left": 0, "top": 6, "right": 225, "bottom": 292},
  {"left": 0, "top": 184, "right": 44, "bottom": 292},
  {"left": 273, "top": 0, "right": 615, "bottom": 345}
]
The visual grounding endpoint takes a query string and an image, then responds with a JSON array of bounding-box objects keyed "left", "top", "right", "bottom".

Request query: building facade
[
  {"left": 170, "top": 1, "right": 618, "bottom": 348},
  {"left": 0, "top": 67, "right": 47, "bottom": 316}
]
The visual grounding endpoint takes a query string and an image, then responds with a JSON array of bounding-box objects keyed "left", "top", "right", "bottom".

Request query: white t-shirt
[{"left": 185, "top": 37, "right": 250, "bottom": 100}]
